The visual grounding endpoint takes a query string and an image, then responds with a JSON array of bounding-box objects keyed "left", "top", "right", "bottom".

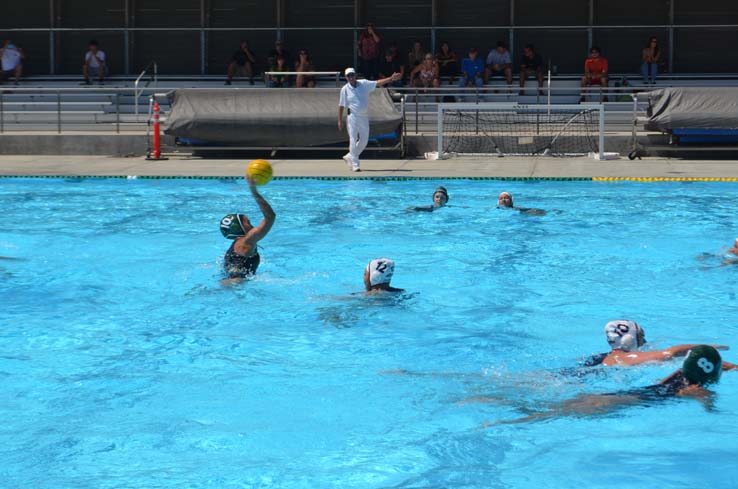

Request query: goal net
[{"left": 436, "top": 103, "right": 605, "bottom": 158}]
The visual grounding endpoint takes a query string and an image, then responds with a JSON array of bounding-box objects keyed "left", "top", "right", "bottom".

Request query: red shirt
[
  {"left": 585, "top": 57, "right": 608, "bottom": 77},
  {"left": 359, "top": 32, "right": 380, "bottom": 60}
]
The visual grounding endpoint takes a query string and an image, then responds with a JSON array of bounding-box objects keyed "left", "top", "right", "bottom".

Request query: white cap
[
  {"left": 605, "top": 320, "right": 643, "bottom": 352},
  {"left": 366, "top": 258, "right": 395, "bottom": 286},
  {"left": 344, "top": 67, "right": 356, "bottom": 76}
]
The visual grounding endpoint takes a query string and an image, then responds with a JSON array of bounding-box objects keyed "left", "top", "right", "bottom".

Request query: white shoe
[
  {"left": 351, "top": 165, "right": 361, "bottom": 172},
  {"left": 342, "top": 154, "right": 352, "bottom": 168}
]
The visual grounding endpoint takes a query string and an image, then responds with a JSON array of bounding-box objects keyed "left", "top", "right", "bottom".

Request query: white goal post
[{"left": 435, "top": 103, "right": 605, "bottom": 159}]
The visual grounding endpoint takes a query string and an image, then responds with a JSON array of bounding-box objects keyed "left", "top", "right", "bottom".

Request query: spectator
[
  {"left": 458, "top": 47, "right": 484, "bottom": 88},
  {"left": 267, "top": 54, "right": 291, "bottom": 88},
  {"left": 519, "top": 44, "right": 544, "bottom": 96},
  {"left": 0, "top": 40, "right": 24, "bottom": 85},
  {"left": 409, "top": 53, "right": 440, "bottom": 90},
  {"left": 581, "top": 46, "right": 609, "bottom": 102},
  {"left": 82, "top": 40, "right": 106, "bottom": 85},
  {"left": 408, "top": 40, "right": 425, "bottom": 68},
  {"left": 641, "top": 36, "right": 660, "bottom": 85},
  {"left": 484, "top": 40, "right": 512, "bottom": 86},
  {"left": 378, "top": 49, "right": 404, "bottom": 87},
  {"left": 268, "top": 40, "right": 291, "bottom": 69},
  {"left": 358, "top": 22, "right": 381, "bottom": 80},
  {"left": 225, "top": 40, "right": 256, "bottom": 86},
  {"left": 295, "top": 48, "right": 316, "bottom": 88},
  {"left": 435, "top": 41, "right": 458, "bottom": 84}
]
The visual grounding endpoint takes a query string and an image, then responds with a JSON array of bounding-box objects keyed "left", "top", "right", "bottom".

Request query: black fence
[{"left": 2, "top": 0, "right": 738, "bottom": 75}]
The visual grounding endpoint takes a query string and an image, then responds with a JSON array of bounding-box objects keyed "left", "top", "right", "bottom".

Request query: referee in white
[{"left": 338, "top": 67, "right": 401, "bottom": 172}]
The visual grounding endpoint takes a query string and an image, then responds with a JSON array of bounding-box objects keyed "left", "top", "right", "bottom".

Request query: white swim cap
[
  {"left": 366, "top": 258, "right": 395, "bottom": 286},
  {"left": 605, "top": 320, "right": 644, "bottom": 352}
]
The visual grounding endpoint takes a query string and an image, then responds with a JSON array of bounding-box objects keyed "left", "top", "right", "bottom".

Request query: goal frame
[{"left": 436, "top": 103, "right": 605, "bottom": 160}]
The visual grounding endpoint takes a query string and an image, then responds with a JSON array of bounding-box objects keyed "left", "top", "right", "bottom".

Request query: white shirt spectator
[
  {"left": 486, "top": 49, "right": 511, "bottom": 66},
  {"left": 85, "top": 50, "right": 106, "bottom": 69},
  {"left": 339, "top": 79, "right": 377, "bottom": 117},
  {"left": 1, "top": 47, "right": 22, "bottom": 71}
]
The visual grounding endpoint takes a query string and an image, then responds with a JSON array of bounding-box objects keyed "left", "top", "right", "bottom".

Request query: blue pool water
[{"left": 1, "top": 177, "right": 738, "bottom": 488}]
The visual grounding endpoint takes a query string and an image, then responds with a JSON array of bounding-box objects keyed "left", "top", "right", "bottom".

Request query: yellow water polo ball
[{"left": 246, "top": 159, "right": 273, "bottom": 186}]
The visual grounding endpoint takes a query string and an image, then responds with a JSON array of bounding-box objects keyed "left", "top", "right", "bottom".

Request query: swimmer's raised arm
[{"left": 244, "top": 177, "right": 276, "bottom": 242}]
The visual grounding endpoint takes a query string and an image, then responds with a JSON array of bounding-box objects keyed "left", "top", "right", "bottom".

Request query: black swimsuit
[{"left": 224, "top": 241, "right": 260, "bottom": 278}]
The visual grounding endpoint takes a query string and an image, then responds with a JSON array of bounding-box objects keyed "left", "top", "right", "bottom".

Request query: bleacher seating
[{"left": 1, "top": 73, "right": 737, "bottom": 134}]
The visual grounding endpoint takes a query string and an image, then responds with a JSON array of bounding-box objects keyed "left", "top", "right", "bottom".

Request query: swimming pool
[{"left": 1, "top": 177, "right": 737, "bottom": 488}]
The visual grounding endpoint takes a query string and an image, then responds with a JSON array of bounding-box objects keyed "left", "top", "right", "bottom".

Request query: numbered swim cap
[
  {"left": 366, "top": 258, "right": 395, "bottom": 286},
  {"left": 682, "top": 345, "right": 722, "bottom": 385},
  {"left": 220, "top": 213, "right": 246, "bottom": 239},
  {"left": 605, "top": 320, "right": 646, "bottom": 352}
]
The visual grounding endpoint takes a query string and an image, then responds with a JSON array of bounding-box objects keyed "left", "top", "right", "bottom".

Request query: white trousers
[{"left": 345, "top": 113, "right": 370, "bottom": 168}]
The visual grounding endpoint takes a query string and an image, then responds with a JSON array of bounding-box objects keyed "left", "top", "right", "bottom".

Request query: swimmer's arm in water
[
  {"left": 722, "top": 361, "right": 738, "bottom": 371},
  {"left": 244, "top": 177, "right": 276, "bottom": 243},
  {"left": 408, "top": 205, "right": 434, "bottom": 212},
  {"left": 663, "top": 344, "right": 730, "bottom": 359}
]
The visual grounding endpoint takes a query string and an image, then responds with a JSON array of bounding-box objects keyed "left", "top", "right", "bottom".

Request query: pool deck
[{"left": 1, "top": 155, "right": 738, "bottom": 179}]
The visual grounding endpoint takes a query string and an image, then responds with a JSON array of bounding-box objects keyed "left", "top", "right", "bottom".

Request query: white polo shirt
[
  {"left": 339, "top": 79, "right": 377, "bottom": 117},
  {"left": 1, "top": 48, "right": 22, "bottom": 71},
  {"left": 85, "top": 50, "right": 106, "bottom": 69}
]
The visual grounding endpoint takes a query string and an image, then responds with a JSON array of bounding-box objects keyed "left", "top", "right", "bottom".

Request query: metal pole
[
  {"left": 401, "top": 95, "right": 406, "bottom": 157},
  {"left": 415, "top": 89, "right": 419, "bottom": 134},
  {"left": 57, "top": 90, "right": 62, "bottom": 134},
  {"left": 0, "top": 92, "right": 4, "bottom": 134},
  {"left": 668, "top": 0, "right": 675, "bottom": 74},
  {"left": 116, "top": 93, "right": 120, "bottom": 134},
  {"left": 437, "top": 104, "right": 443, "bottom": 158},
  {"left": 49, "top": 0, "right": 55, "bottom": 74},
  {"left": 201, "top": 0, "right": 206, "bottom": 75},
  {"left": 587, "top": 0, "right": 594, "bottom": 50},
  {"left": 599, "top": 104, "right": 605, "bottom": 160}
]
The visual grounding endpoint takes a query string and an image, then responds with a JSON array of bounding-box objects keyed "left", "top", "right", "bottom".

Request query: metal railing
[
  {"left": 0, "top": 82, "right": 736, "bottom": 138},
  {"left": 263, "top": 71, "right": 342, "bottom": 87},
  {"left": 134, "top": 61, "right": 158, "bottom": 120},
  {"left": 0, "top": 87, "right": 159, "bottom": 134}
]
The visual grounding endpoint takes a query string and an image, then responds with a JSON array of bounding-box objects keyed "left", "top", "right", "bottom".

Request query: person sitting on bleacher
[
  {"left": 410, "top": 54, "right": 440, "bottom": 90},
  {"left": 435, "top": 42, "right": 458, "bottom": 85},
  {"left": 484, "top": 41, "right": 513, "bottom": 87},
  {"left": 225, "top": 40, "right": 256, "bottom": 86},
  {"left": 295, "top": 49, "right": 316, "bottom": 88},
  {"left": 457, "top": 47, "right": 484, "bottom": 89},
  {"left": 581, "top": 46, "right": 609, "bottom": 102},
  {"left": 519, "top": 44, "right": 544, "bottom": 96},
  {"left": 82, "top": 40, "right": 106, "bottom": 85},
  {"left": 0, "top": 40, "right": 24, "bottom": 85},
  {"left": 378, "top": 49, "right": 404, "bottom": 88},
  {"left": 267, "top": 54, "right": 291, "bottom": 88}
]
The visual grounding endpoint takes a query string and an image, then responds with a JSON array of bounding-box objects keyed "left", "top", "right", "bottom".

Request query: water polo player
[
  {"left": 411, "top": 186, "right": 449, "bottom": 212},
  {"left": 491, "top": 345, "right": 737, "bottom": 424},
  {"left": 584, "top": 320, "right": 734, "bottom": 368},
  {"left": 364, "top": 258, "right": 404, "bottom": 293},
  {"left": 220, "top": 176, "right": 276, "bottom": 281},
  {"left": 497, "top": 191, "right": 545, "bottom": 216}
]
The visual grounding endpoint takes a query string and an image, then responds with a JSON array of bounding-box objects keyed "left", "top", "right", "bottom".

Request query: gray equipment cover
[
  {"left": 643, "top": 87, "right": 738, "bottom": 132},
  {"left": 165, "top": 88, "right": 402, "bottom": 146}
]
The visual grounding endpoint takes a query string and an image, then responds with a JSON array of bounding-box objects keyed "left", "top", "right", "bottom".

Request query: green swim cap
[
  {"left": 220, "top": 213, "right": 246, "bottom": 239},
  {"left": 682, "top": 345, "right": 722, "bottom": 385}
]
